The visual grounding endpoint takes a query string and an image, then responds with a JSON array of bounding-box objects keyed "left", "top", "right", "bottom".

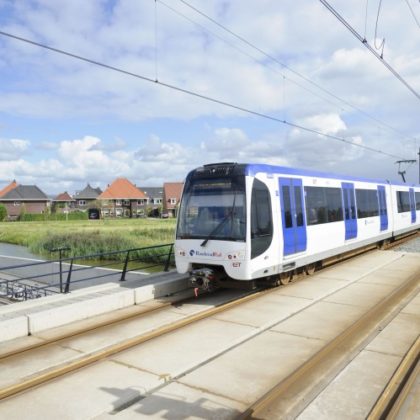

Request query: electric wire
[
  {"left": 404, "top": 0, "right": 420, "bottom": 28},
  {"left": 154, "top": 0, "right": 159, "bottom": 81},
  {"left": 177, "top": 0, "right": 417, "bottom": 143},
  {"left": 158, "top": 0, "right": 347, "bottom": 113},
  {"left": 364, "top": 0, "right": 369, "bottom": 40},
  {"left": 0, "top": 29, "right": 409, "bottom": 160},
  {"left": 318, "top": 0, "right": 420, "bottom": 101},
  {"left": 374, "top": 0, "right": 385, "bottom": 55}
]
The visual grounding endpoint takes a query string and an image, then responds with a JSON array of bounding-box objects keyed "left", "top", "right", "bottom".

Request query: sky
[{"left": 0, "top": 0, "right": 419, "bottom": 195}]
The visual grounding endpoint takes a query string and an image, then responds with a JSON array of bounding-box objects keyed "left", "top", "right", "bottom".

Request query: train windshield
[{"left": 177, "top": 176, "right": 246, "bottom": 242}]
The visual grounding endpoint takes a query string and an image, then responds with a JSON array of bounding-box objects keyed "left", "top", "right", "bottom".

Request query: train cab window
[
  {"left": 176, "top": 176, "right": 246, "bottom": 241},
  {"left": 251, "top": 179, "right": 273, "bottom": 259},
  {"left": 304, "top": 186, "right": 343, "bottom": 225},
  {"left": 397, "top": 191, "right": 411, "bottom": 213}
]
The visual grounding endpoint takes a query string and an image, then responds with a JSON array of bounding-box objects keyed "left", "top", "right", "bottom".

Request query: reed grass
[{"left": 0, "top": 218, "right": 177, "bottom": 259}]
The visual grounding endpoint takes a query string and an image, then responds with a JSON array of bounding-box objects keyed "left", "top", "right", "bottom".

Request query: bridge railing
[{"left": 0, "top": 243, "right": 175, "bottom": 301}]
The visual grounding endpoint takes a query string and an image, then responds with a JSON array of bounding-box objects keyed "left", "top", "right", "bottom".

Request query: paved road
[{"left": 0, "top": 254, "right": 154, "bottom": 294}]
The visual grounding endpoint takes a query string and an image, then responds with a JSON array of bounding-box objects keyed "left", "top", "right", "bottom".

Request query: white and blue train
[{"left": 175, "top": 163, "right": 420, "bottom": 290}]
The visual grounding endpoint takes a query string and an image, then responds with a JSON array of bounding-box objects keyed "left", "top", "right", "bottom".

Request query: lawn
[{"left": 0, "top": 218, "right": 177, "bottom": 259}]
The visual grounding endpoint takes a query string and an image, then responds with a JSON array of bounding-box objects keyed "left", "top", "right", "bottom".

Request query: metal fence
[{"left": 0, "top": 243, "right": 175, "bottom": 302}]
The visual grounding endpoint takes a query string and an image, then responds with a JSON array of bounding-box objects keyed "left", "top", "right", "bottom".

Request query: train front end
[{"left": 175, "top": 163, "right": 249, "bottom": 291}]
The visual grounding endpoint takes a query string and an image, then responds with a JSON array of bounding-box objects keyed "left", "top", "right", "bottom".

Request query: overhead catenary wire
[
  {"left": 154, "top": 0, "right": 159, "bottom": 81},
  {"left": 158, "top": 0, "right": 348, "bottom": 114},
  {"left": 364, "top": 0, "right": 370, "bottom": 40},
  {"left": 373, "top": 0, "right": 385, "bottom": 55},
  {"left": 318, "top": 0, "right": 420, "bottom": 101},
  {"left": 177, "top": 0, "right": 417, "bottom": 143},
  {"left": 0, "top": 29, "right": 410, "bottom": 161},
  {"left": 404, "top": 0, "right": 420, "bottom": 28}
]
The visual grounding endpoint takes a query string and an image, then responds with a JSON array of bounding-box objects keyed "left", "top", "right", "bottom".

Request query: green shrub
[{"left": 0, "top": 204, "right": 7, "bottom": 221}]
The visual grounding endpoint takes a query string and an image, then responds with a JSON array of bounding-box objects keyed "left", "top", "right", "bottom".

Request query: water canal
[{"left": 0, "top": 242, "right": 43, "bottom": 261}]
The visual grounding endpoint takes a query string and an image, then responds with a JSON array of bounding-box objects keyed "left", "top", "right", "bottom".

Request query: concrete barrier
[
  {"left": 27, "top": 287, "right": 135, "bottom": 333},
  {"left": 0, "top": 314, "right": 28, "bottom": 342},
  {"left": 134, "top": 274, "right": 190, "bottom": 304},
  {"left": 0, "top": 283, "right": 118, "bottom": 316},
  {"left": 0, "top": 272, "right": 191, "bottom": 343}
]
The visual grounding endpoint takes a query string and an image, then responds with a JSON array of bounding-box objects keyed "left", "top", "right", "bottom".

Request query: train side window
[
  {"left": 305, "top": 186, "right": 343, "bottom": 225},
  {"left": 281, "top": 186, "right": 293, "bottom": 228},
  {"left": 379, "top": 189, "right": 387, "bottom": 216},
  {"left": 251, "top": 179, "right": 273, "bottom": 259},
  {"left": 349, "top": 190, "right": 356, "bottom": 219},
  {"left": 326, "top": 188, "right": 344, "bottom": 222},
  {"left": 416, "top": 192, "right": 420, "bottom": 210},
  {"left": 305, "top": 187, "right": 326, "bottom": 225},
  {"left": 396, "top": 191, "right": 411, "bottom": 213},
  {"left": 294, "top": 186, "right": 304, "bottom": 226},
  {"left": 356, "top": 189, "right": 379, "bottom": 218},
  {"left": 343, "top": 190, "right": 349, "bottom": 219}
]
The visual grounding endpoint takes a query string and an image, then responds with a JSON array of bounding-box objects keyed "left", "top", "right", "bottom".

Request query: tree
[{"left": 0, "top": 204, "right": 7, "bottom": 221}]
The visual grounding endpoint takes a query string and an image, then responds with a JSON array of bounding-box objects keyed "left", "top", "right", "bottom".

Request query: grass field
[{"left": 0, "top": 218, "right": 177, "bottom": 259}]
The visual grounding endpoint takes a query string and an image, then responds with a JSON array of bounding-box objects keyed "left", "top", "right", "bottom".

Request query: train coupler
[{"left": 189, "top": 268, "right": 218, "bottom": 294}]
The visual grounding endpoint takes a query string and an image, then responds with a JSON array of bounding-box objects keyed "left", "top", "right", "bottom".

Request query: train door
[
  {"left": 279, "top": 178, "right": 307, "bottom": 256},
  {"left": 409, "top": 188, "right": 416, "bottom": 223},
  {"left": 341, "top": 182, "right": 357, "bottom": 240},
  {"left": 377, "top": 185, "right": 388, "bottom": 231}
]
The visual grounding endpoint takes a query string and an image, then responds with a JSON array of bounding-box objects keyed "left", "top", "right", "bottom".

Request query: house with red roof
[
  {"left": 0, "top": 180, "right": 18, "bottom": 198},
  {"left": 0, "top": 180, "right": 49, "bottom": 219},
  {"left": 163, "top": 182, "right": 184, "bottom": 217},
  {"left": 98, "top": 178, "right": 147, "bottom": 218}
]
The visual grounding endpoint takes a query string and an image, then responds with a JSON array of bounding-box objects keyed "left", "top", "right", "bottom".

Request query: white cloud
[
  {"left": 0, "top": 138, "right": 30, "bottom": 160},
  {"left": 135, "top": 135, "right": 190, "bottom": 163},
  {"left": 302, "top": 113, "right": 347, "bottom": 135},
  {"left": 201, "top": 127, "right": 250, "bottom": 153}
]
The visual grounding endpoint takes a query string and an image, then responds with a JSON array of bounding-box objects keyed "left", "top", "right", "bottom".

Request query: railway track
[
  {"left": 236, "top": 268, "right": 420, "bottom": 419},
  {"left": 383, "top": 230, "right": 419, "bottom": 250},
  {"left": 368, "top": 336, "right": 419, "bottom": 420},
  {"left": 0, "top": 287, "right": 271, "bottom": 401},
  {"left": 0, "top": 243, "right": 375, "bottom": 402},
  {"left": 0, "top": 293, "right": 182, "bottom": 360}
]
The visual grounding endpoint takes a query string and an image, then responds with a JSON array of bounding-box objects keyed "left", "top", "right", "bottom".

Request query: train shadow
[{"left": 100, "top": 385, "right": 242, "bottom": 419}]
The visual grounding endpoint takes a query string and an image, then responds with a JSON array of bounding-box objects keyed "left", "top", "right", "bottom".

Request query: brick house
[
  {"left": 138, "top": 187, "right": 164, "bottom": 217},
  {"left": 73, "top": 184, "right": 102, "bottom": 210},
  {"left": 98, "top": 178, "right": 147, "bottom": 218},
  {"left": 0, "top": 180, "right": 18, "bottom": 197},
  {"left": 0, "top": 181, "right": 49, "bottom": 219},
  {"left": 163, "top": 182, "right": 184, "bottom": 217},
  {"left": 52, "top": 192, "right": 75, "bottom": 213}
]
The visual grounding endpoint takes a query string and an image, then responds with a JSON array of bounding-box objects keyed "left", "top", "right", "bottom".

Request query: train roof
[
  {"left": 245, "top": 164, "right": 419, "bottom": 188},
  {"left": 188, "top": 163, "right": 419, "bottom": 188}
]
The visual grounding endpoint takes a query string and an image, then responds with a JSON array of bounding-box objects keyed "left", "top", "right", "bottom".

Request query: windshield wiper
[{"left": 200, "top": 210, "right": 233, "bottom": 247}]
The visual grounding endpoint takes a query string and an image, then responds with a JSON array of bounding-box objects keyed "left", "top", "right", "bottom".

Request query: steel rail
[
  {"left": 0, "top": 295, "right": 183, "bottom": 360},
  {"left": 0, "top": 287, "right": 271, "bottom": 401},
  {"left": 383, "top": 231, "right": 420, "bottom": 250},
  {"left": 367, "top": 336, "right": 420, "bottom": 420},
  {"left": 237, "top": 268, "right": 420, "bottom": 419}
]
